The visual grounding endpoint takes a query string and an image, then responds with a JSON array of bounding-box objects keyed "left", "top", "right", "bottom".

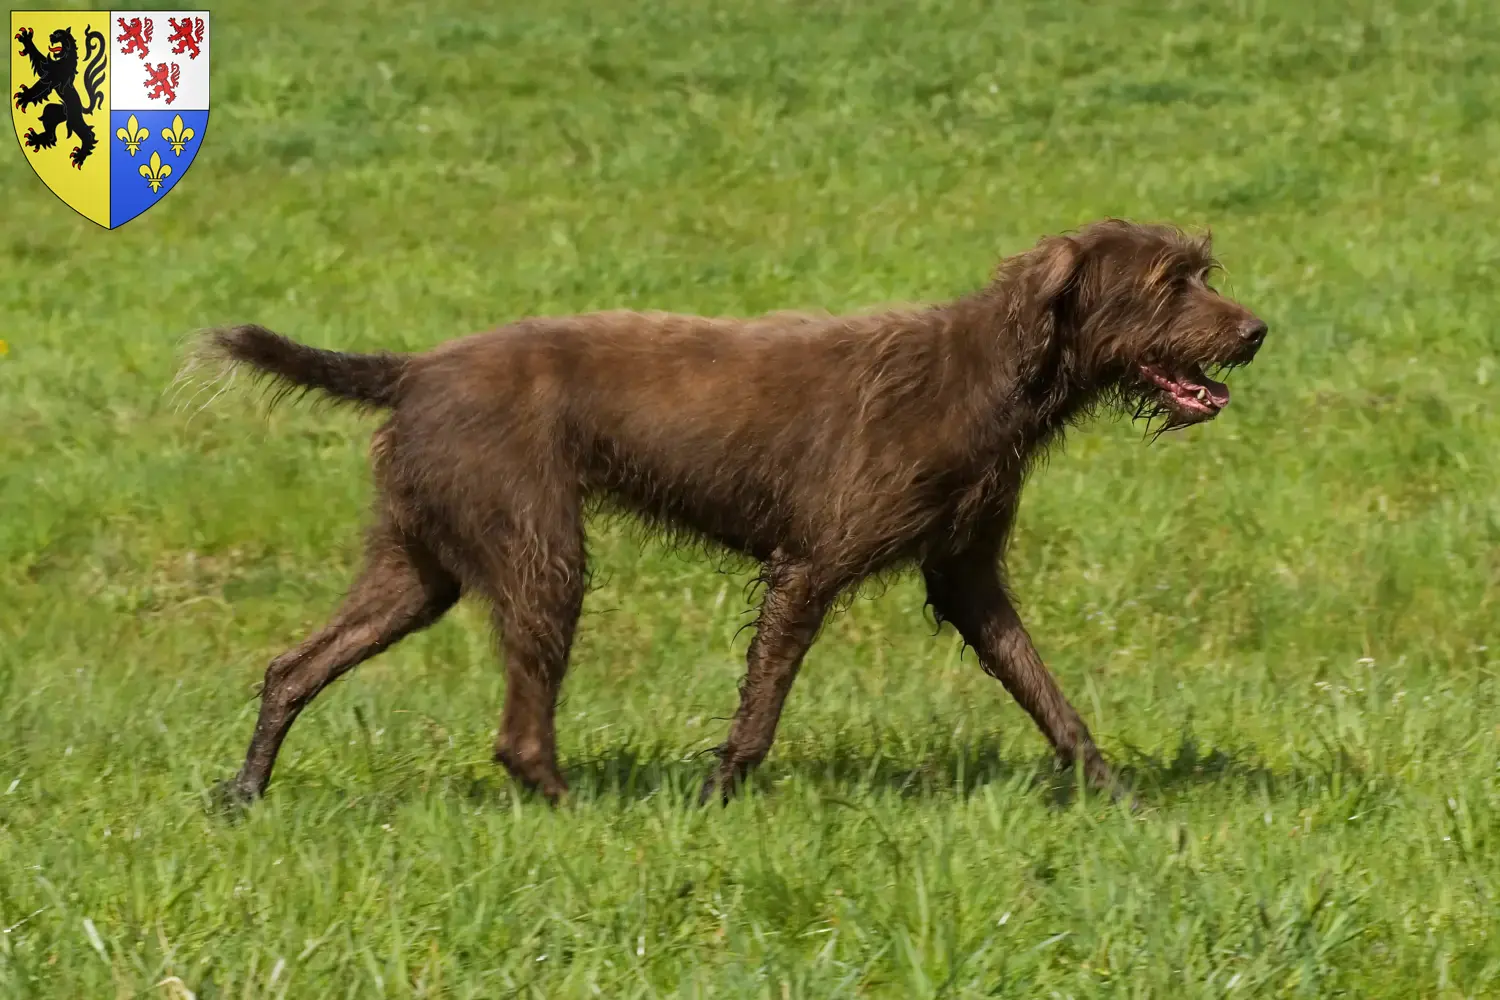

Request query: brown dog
[{"left": 195, "top": 219, "right": 1266, "bottom": 808}]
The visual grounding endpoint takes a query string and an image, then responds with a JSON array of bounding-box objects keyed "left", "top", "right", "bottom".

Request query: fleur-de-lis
[
  {"left": 139, "top": 150, "right": 172, "bottom": 192},
  {"left": 161, "top": 113, "right": 194, "bottom": 155},
  {"left": 115, "top": 114, "right": 149, "bottom": 155}
]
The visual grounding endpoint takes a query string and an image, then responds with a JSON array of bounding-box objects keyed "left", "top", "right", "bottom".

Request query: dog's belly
[
  {"left": 597, "top": 488, "right": 783, "bottom": 562},
  {"left": 582, "top": 448, "right": 790, "bottom": 562}
]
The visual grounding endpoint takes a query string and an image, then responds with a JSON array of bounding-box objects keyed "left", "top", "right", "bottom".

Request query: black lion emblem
[{"left": 13, "top": 24, "right": 108, "bottom": 169}]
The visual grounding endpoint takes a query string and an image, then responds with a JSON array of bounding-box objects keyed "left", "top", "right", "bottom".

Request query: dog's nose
[{"left": 1238, "top": 318, "right": 1267, "bottom": 349}]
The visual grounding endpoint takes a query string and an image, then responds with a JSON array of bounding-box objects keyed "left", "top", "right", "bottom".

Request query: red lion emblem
[
  {"left": 143, "top": 62, "right": 181, "bottom": 104},
  {"left": 115, "top": 17, "right": 152, "bottom": 60},
  {"left": 166, "top": 17, "right": 203, "bottom": 60}
]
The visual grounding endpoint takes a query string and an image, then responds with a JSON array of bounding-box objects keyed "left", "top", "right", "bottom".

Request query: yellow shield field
[{"left": 10, "top": 10, "right": 112, "bottom": 227}]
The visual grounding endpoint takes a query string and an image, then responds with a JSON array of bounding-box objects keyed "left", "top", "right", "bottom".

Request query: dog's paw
[
  {"left": 696, "top": 777, "right": 728, "bottom": 808},
  {"left": 697, "top": 762, "right": 745, "bottom": 808},
  {"left": 205, "top": 778, "right": 259, "bottom": 818}
]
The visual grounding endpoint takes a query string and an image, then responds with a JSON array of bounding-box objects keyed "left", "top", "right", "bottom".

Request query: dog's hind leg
[
  {"left": 217, "top": 523, "right": 460, "bottom": 806},
  {"left": 923, "top": 549, "right": 1125, "bottom": 800},
  {"left": 482, "top": 511, "right": 587, "bottom": 805},
  {"left": 700, "top": 554, "right": 833, "bottom": 805}
]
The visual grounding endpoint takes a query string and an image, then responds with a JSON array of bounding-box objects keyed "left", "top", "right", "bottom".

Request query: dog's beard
[
  {"left": 1129, "top": 393, "right": 1188, "bottom": 441},
  {"left": 1123, "top": 381, "right": 1215, "bottom": 441},
  {"left": 1122, "top": 358, "right": 1246, "bottom": 441}
]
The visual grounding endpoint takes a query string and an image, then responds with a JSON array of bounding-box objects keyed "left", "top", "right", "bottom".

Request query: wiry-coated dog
[{"left": 192, "top": 219, "right": 1267, "bottom": 808}]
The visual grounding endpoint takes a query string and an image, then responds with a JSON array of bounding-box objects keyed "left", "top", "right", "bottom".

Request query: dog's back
[{"left": 390, "top": 308, "right": 976, "bottom": 563}]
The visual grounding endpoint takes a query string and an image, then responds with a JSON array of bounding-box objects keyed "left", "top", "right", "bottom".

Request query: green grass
[{"left": 3, "top": 0, "right": 1499, "bottom": 995}]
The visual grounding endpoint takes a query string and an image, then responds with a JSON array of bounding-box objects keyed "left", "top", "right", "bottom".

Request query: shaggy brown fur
[{"left": 194, "top": 219, "right": 1267, "bottom": 808}]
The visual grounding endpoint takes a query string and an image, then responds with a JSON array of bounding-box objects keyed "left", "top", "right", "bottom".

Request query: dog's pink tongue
[{"left": 1194, "top": 370, "right": 1230, "bottom": 408}]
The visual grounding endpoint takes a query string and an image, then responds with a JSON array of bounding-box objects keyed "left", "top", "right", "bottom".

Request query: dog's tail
[{"left": 188, "top": 324, "right": 408, "bottom": 410}]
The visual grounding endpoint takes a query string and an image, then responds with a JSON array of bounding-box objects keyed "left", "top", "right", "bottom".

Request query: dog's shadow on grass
[
  {"left": 227, "top": 733, "right": 1360, "bottom": 819},
  {"left": 522, "top": 732, "right": 1309, "bottom": 809}
]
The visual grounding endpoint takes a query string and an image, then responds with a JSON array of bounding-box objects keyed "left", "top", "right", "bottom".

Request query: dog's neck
[{"left": 941, "top": 288, "right": 1104, "bottom": 451}]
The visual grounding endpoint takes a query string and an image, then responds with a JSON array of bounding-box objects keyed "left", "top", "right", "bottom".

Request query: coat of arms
[{"left": 11, "top": 10, "right": 210, "bottom": 229}]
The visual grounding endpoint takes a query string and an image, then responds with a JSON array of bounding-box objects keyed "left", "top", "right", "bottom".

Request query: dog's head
[{"left": 1001, "top": 219, "right": 1266, "bottom": 428}]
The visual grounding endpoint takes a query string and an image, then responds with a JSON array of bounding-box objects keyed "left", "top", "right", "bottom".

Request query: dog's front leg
[
  {"left": 700, "top": 554, "right": 832, "bottom": 805},
  {"left": 923, "top": 552, "right": 1127, "bottom": 801}
]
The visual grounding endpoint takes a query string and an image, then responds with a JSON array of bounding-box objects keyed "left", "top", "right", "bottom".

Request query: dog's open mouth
[{"left": 1139, "top": 363, "right": 1229, "bottom": 421}]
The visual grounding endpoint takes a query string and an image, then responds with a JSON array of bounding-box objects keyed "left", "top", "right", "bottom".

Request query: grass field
[{"left": 3, "top": 0, "right": 1499, "bottom": 995}]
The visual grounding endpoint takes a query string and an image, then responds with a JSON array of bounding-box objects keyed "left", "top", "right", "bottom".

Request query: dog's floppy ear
[
  {"left": 1001, "top": 234, "right": 1087, "bottom": 378},
  {"left": 1019, "top": 235, "right": 1083, "bottom": 305}
]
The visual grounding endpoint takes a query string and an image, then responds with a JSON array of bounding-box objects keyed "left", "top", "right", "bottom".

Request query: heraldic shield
[{"left": 10, "top": 10, "right": 209, "bottom": 229}]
